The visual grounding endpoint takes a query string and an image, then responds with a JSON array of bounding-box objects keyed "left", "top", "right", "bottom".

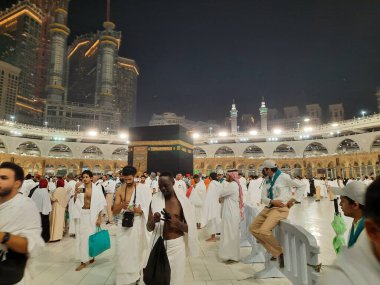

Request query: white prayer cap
[
  {"left": 262, "top": 160, "right": 277, "bottom": 169},
  {"left": 331, "top": 181, "right": 367, "bottom": 205},
  {"left": 217, "top": 169, "right": 224, "bottom": 175}
]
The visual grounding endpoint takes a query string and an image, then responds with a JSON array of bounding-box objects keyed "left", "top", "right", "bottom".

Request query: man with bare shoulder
[
  {"left": 112, "top": 166, "right": 150, "bottom": 285},
  {"left": 146, "top": 172, "right": 198, "bottom": 284},
  {"left": 73, "top": 170, "right": 106, "bottom": 271}
]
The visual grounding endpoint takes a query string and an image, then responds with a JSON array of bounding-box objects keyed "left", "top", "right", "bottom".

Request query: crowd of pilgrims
[{"left": 0, "top": 160, "right": 379, "bottom": 285}]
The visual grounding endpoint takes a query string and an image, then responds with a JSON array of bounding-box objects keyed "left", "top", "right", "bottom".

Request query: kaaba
[{"left": 127, "top": 125, "right": 194, "bottom": 175}]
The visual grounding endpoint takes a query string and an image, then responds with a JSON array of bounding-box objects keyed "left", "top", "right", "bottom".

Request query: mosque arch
[
  {"left": 337, "top": 139, "right": 360, "bottom": 154},
  {"left": 370, "top": 137, "right": 380, "bottom": 152},
  {"left": 68, "top": 164, "right": 79, "bottom": 176},
  {"left": 242, "top": 145, "right": 264, "bottom": 158},
  {"left": 0, "top": 139, "right": 7, "bottom": 153},
  {"left": 303, "top": 142, "right": 328, "bottom": 157},
  {"left": 104, "top": 165, "right": 112, "bottom": 174},
  {"left": 273, "top": 144, "right": 296, "bottom": 157},
  {"left": 214, "top": 146, "right": 235, "bottom": 158},
  {"left": 81, "top": 146, "right": 103, "bottom": 159},
  {"left": 193, "top": 147, "right": 207, "bottom": 158},
  {"left": 111, "top": 147, "right": 128, "bottom": 160},
  {"left": 48, "top": 144, "right": 73, "bottom": 158},
  {"left": 16, "top": 141, "right": 41, "bottom": 156}
]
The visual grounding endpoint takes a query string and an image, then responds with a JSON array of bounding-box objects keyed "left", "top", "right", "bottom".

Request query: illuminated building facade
[
  {"left": 0, "top": 60, "right": 20, "bottom": 119},
  {"left": 0, "top": 1, "right": 43, "bottom": 123}
]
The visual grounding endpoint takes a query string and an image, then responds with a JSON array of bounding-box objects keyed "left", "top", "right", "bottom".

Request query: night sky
[{"left": 2, "top": 0, "right": 380, "bottom": 126}]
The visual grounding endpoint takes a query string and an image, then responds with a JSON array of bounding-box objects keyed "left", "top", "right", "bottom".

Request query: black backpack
[
  {"left": 0, "top": 249, "right": 27, "bottom": 285},
  {"left": 143, "top": 234, "right": 171, "bottom": 285}
]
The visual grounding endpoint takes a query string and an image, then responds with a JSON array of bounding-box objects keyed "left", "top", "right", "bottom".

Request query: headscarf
[
  {"left": 227, "top": 170, "right": 244, "bottom": 219},
  {"left": 56, "top": 179, "right": 65, "bottom": 188},
  {"left": 39, "top": 179, "right": 48, "bottom": 188}
]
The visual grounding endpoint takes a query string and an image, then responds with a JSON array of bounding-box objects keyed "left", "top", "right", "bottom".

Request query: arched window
[
  {"left": 243, "top": 145, "right": 264, "bottom": 158},
  {"left": 16, "top": 142, "right": 41, "bottom": 156},
  {"left": 215, "top": 146, "right": 234, "bottom": 158},
  {"left": 82, "top": 146, "right": 103, "bottom": 159},
  {"left": 273, "top": 144, "right": 296, "bottom": 157}
]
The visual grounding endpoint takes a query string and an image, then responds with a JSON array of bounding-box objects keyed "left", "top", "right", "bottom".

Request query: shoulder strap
[
  {"left": 28, "top": 185, "right": 38, "bottom": 198},
  {"left": 133, "top": 185, "right": 137, "bottom": 206},
  {"left": 122, "top": 183, "right": 127, "bottom": 202}
]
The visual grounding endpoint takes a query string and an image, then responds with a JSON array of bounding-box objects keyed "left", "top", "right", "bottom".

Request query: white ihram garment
[
  {"left": 74, "top": 183, "right": 106, "bottom": 263},
  {"left": 145, "top": 189, "right": 198, "bottom": 285},
  {"left": 0, "top": 194, "right": 44, "bottom": 285},
  {"left": 116, "top": 184, "right": 150, "bottom": 285},
  {"left": 218, "top": 181, "right": 240, "bottom": 261},
  {"left": 302, "top": 178, "right": 310, "bottom": 197},
  {"left": 247, "top": 178, "right": 264, "bottom": 207},
  {"left": 189, "top": 181, "right": 206, "bottom": 224},
  {"left": 67, "top": 180, "right": 80, "bottom": 236},
  {"left": 202, "top": 180, "right": 221, "bottom": 235},
  {"left": 174, "top": 179, "right": 187, "bottom": 194},
  {"left": 318, "top": 231, "right": 380, "bottom": 285}
]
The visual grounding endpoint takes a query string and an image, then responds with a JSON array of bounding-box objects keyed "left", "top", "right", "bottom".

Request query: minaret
[
  {"left": 230, "top": 99, "right": 238, "bottom": 134},
  {"left": 96, "top": 0, "right": 119, "bottom": 108},
  {"left": 46, "top": 1, "right": 70, "bottom": 103},
  {"left": 259, "top": 97, "right": 268, "bottom": 132}
]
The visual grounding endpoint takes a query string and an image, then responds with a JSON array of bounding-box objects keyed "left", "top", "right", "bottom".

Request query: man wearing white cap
[
  {"left": 332, "top": 181, "right": 366, "bottom": 247},
  {"left": 318, "top": 178, "right": 380, "bottom": 285},
  {"left": 249, "top": 159, "right": 305, "bottom": 268},
  {"left": 217, "top": 170, "right": 228, "bottom": 188}
]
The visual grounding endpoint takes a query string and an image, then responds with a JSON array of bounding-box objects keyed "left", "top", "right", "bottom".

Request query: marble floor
[{"left": 29, "top": 197, "right": 352, "bottom": 285}]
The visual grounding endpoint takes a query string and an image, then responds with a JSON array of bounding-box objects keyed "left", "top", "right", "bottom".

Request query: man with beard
[
  {"left": 0, "top": 162, "right": 44, "bottom": 284},
  {"left": 73, "top": 170, "right": 106, "bottom": 271},
  {"left": 113, "top": 166, "right": 150, "bottom": 285},
  {"left": 146, "top": 172, "right": 198, "bottom": 284}
]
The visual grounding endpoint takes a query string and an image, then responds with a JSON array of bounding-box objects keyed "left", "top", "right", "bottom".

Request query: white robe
[
  {"left": 19, "top": 179, "right": 37, "bottom": 197},
  {"left": 218, "top": 181, "right": 240, "bottom": 261},
  {"left": 174, "top": 179, "right": 187, "bottom": 194},
  {"left": 146, "top": 189, "right": 198, "bottom": 285},
  {"left": 74, "top": 183, "right": 106, "bottom": 263},
  {"left": 30, "top": 188, "right": 52, "bottom": 215},
  {"left": 318, "top": 231, "right": 380, "bottom": 285},
  {"left": 0, "top": 194, "right": 44, "bottom": 285},
  {"left": 247, "top": 177, "right": 263, "bottom": 207},
  {"left": 202, "top": 180, "right": 221, "bottom": 235},
  {"left": 302, "top": 178, "right": 310, "bottom": 197},
  {"left": 116, "top": 184, "right": 150, "bottom": 285},
  {"left": 239, "top": 177, "right": 248, "bottom": 203},
  {"left": 189, "top": 181, "right": 206, "bottom": 224},
  {"left": 67, "top": 180, "right": 80, "bottom": 235}
]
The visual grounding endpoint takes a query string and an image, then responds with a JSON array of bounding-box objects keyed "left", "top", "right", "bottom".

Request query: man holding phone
[{"left": 73, "top": 170, "right": 106, "bottom": 271}]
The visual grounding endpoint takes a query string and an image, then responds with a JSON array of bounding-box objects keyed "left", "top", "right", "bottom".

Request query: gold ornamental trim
[{"left": 130, "top": 140, "right": 193, "bottom": 149}]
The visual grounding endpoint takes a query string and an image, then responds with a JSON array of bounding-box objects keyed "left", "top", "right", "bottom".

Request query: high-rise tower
[
  {"left": 230, "top": 100, "right": 238, "bottom": 134},
  {"left": 46, "top": 1, "right": 70, "bottom": 103},
  {"left": 95, "top": 0, "right": 119, "bottom": 108},
  {"left": 259, "top": 97, "right": 268, "bottom": 132}
]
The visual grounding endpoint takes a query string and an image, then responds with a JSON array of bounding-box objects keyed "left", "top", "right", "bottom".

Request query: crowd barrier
[{"left": 240, "top": 205, "right": 321, "bottom": 285}]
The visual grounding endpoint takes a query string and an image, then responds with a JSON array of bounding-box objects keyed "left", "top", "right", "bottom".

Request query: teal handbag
[{"left": 89, "top": 227, "right": 111, "bottom": 257}]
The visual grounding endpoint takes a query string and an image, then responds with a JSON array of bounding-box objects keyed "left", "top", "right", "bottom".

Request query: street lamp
[
  {"left": 106, "top": 127, "right": 110, "bottom": 134},
  {"left": 361, "top": 110, "right": 367, "bottom": 118},
  {"left": 10, "top": 115, "right": 15, "bottom": 123},
  {"left": 209, "top": 127, "right": 213, "bottom": 136},
  {"left": 77, "top": 124, "right": 80, "bottom": 132},
  {"left": 44, "top": 121, "right": 48, "bottom": 128}
]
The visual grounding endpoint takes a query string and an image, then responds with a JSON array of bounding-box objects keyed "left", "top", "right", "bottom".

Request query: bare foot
[
  {"left": 75, "top": 263, "right": 86, "bottom": 271},
  {"left": 206, "top": 237, "right": 217, "bottom": 242},
  {"left": 89, "top": 258, "right": 95, "bottom": 264}
]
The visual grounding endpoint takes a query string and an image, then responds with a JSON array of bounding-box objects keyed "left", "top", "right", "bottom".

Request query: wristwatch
[{"left": 1, "top": 232, "right": 10, "bottom": 244}]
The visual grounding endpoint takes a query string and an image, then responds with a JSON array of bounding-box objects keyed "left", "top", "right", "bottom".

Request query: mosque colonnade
[{"left": 194, "top": 131, "right": 380, "bottom": 178}]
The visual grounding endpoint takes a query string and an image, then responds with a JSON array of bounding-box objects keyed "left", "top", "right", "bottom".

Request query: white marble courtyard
[{"left": 29, "top": 197, "right": 352, "bottom": 285}]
